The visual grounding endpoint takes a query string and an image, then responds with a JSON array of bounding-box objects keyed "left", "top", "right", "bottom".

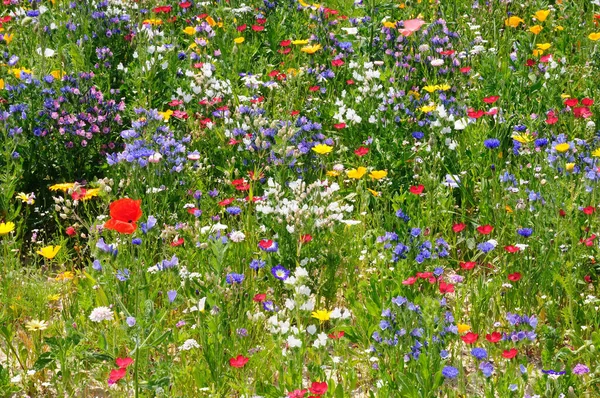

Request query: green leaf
[{"left": 33, "top": 352, "right": 55, "bottom": 371}]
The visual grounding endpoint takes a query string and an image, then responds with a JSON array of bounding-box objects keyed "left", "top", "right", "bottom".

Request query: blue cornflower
[
  {"left": 226, "top": 206, "right": 242, "bottom": 215},
  {"left": 249, "top": 259, "right": 266, "bottom": 270},
  {"left": 477, "top": 241, "right": 496, "bottom": 253},
  {"left": 471, "top": 347, "right": 488, "bottom": 360},
  {"left": 226, "top": 273, "right": 245, "bottom": 284},
  {"left": 132, "top": 238, "right": 142, "bottom": 245},
  {"left": 262, "top": 301, "right": 275, "bottom": 311},
  {"left": 167, "top": 290, "right": 177, "bottom": 303},
  {"left": 484, "top": 138, "right": 501, "bottom": 149},
  {"left": 271, "top": 264, "right": 290, "bottom": 281},
  {"left": 116, "top": 269, "right": 130, "bottom": 282},
  {"left": 480, "top": 362, "right": 494, "bottom": 378},
  {"left": 517, "top": 228, "right": 533, "bottom": 238},
  {"left": 442, "top": 366, "right": 459, "bottom": 379},
  {"left": 92, "top": 259, "right": 102, "bottom": 271}
]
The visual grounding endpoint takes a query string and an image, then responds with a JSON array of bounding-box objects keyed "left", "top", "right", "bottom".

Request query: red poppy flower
[
  {"left": 460, "top": 66, "right": 471, "bottom": 73},
  {"left": 280, "top": 40, "right": 291, "bottom": 47},
  {"left": 169, "top": 99, "right": 183, "bottom": 107},
  {"left": 331, "top": 59, "right": 344, "bottom": 67},
  {"left": 564, "top": 98, "right": 578, "bottom": 107},
  {"left": 540, "top": 54, "right": 553, "bottom": 63},
  {"left": 256, "top": 18, "right": 266, "bottom": 24},
  {"left": 258, "top": 239, "right": 274, "bottom": 250},
  {"left": 346, "top": 79, "right": 355, "bottom": 85},
  {"left": 170, "top": 238, "right": 184, "bottom": 247},
  {"left": 108, "top": 367, "right": 127, "bottom": 384},
  {"left": 452, "top": 223, "right": 466, "bottom": 233},
  {"left": 559, "top": 209, "right": 566, "bottom": 217},
  {"left": 507, "top": 272, "right": 521, "bottom": 282},
  {"left": 416, "top": 272, "right": 433, "bottom": 279},
  {"left": 218, "top": 198, "right": 235, "bottom": 206},
  {"left": 179, "top": 1, "right": 191, "bottom": 8},
  {"left": 116, "top": 357, "right": 134, "bottom": 369},
  {"left": 461, "top": 332, "right": 478, "bottom": 344},
  {"left": 583, "top": 206, "right": 595, "bottom": 215},
  {"left": 483, "top": 96, "right": 499, "bottom": 104},
  {"left": 328, "top": 331, "right": 345, "bottom": 339},
  {"left": 333, "top": 123, "right": 346, "bottom": 129},
  {"left": 229, "top": 355, "right": 249, "bottom": 368},
  {"left": 354, "top": 146, "right": 369, "bottom": 156},
  {"left": 309, "top": 381, "right": 328, "bottom": 396},
  {"left": 460, "top": 261, "right": 476, "bottom": 270},
  {"left": 504, "top": 245, "right": 520, "bottom": 253},
  {"left": 485, "top": 332, "right": 501, "bottom": 343},
  {"left": 584, "top": 275, "right": 592, "bottom": 283},
  {"left": 300, "top": 234, "right": 313, "bottom": 244},
  {"left": 546, "top": 111, "right": 559, "bottom": 124},
  {"left": 573, "top": 106, "right": 592, "bottom": 118},
  {"left": 309, "top": 86, "right": 320, "bottom": 92},
  {"left": 502, "top": 348, "right": 518, "bottom": 359},
  {"left": 581, "top": 98, "right": 594, "bottom": 106},
  {"left": 251, "top": 25, "right": 264, "bottom": 31},
  {"left": 440, "top": 49, "right": 455, "bottom": 56},
  {"left": 476, "top": 225, "right": 493, "bottom": 235},
  {"left": 236, "top": 24, "right": 247, "bottom": 31},
  {"left": 402, "top": 276, "right": 417, "bottom": 285},
  {"left": 104, "top": 198, "right": 143, "bottom": 234},
  {"left": 253, "top": 293, "right": 266, "bottom": 302},
  {"left": 409, "top": 185, "right": 424, "bottom": 195},
  {"left": 439, "top": 281, "right": 455, "bottom": 294},
  {"left": 65, "top": 226, "right": 76, "bottom": 236},
  {"left": 467, "top": 109, "right": 485, "bottom": 119},
  {"left": 235, "top": 183, "right": 250, "bottom": 191},
  {"left": 525, "top": 59, "right": 535, "bottom": 67}
]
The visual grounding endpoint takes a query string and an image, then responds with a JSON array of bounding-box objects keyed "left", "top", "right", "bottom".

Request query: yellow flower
[
  {"left": 158, "top": 109, "right": 174, "bottom": 121},
  {"left": 311, "top": 309, "right": 331, "bottom": 323},
  {"left": 589, "top": 32, "right": 600, "bottom": 41},
  {"left": 565, "top": 163, "right": 575, "bottom": 172},
  {"left": 533, "top": 10, "right": 550, "bottom": 22},
  {"left": 48, "top": 294, "right": 61, "bottom": 301},
  {"left": 367, "top": 188, "right": 380, "bottom": 197},
  {"left": 25, "top": 319, "right": 49, "bottom": 332},
  {"left": 437, "top": 84, "right": 451, "bottom": 91},
  {"left": 419, "top": 105, "right": 436, "bottom": 113},
  {"left": 206, "top": 16, "right": 216, "bottom": 27},
  {"left": 422, "top": 85, "right": 437, "bottom": 93},
  {"left": 457, "top": 324, "right": 471, "bottom": 334},
  {"left": 49, "top": 183, "right": 75, "bottom": 192},
  {"left": 301, "top": 44, "right": 322, "bottom": 54},
  {"left": 142, "top": 19, "right": 163, "bottom": 26},
  {"left": 4, "top": 33, "right": 13, "bottom": 45},
  {"left": 369, "top": 170, "right": 388, "bottom": 180},
  {"left": 183, "top": 26, "right": 196, "bottom": 35},
  {"left": 555, "top": 143, "right": 570, "bottom": 153},
  {"left": 505, "top": 205, "right": 514, "bottom": 213},
  {"left": 234, "top": 37, "right": 245, "bottom": 44},
  {"left": 326, "top": 170, "right": 340, "bottom": 177},
  {"left": 11, "top": 68, "right": 33, "bottom": 79},
  {"left": 407, "top": 90, "right": 420, "bottom": 99},
  {"left": 16, "top": 192, "right": 35, "bottom": 205},
  {"left": 82, "top": 188, "right": 100, "bottom": 201},
  {"left": 50, "top": 70, "right": 65, "bottom": 80},
  {"left": 382, "top": 21, "right": 397, "bottom": 29},
  {"left": 0, "top": 222, "right": 15, "bottom": 235},
  {"left": 505, "top": 16, "right": 524, "bottom": 28},
  {"left": 312, "top": 144, "right": 333, "bottom": 154},
  {"left": 56, "top": 271, "right": 75, "bottom": 281},
  {"left": 554, "top": 26, "right": 564, "bottom": 31},
  {"left": 0, "top": 79, "right": 4, "bottom": 90},
  {"left": 529, "top": 25, "right": 543, "bottom": 35},
  {"left": 532, "top": 49, "right": 544, "bottom": 56},
  {"left": 536, "top": 43, "right": 551, "bottom": 51},
  {"left": 292, "top": 39, "right": 309, "bottom": 45},
  {"left": 592, "top": 148, "right": 600, "bottom": 158},
  {"left": 346, "top": 167, "right": 367, "bottom": 179},
  {"left": 511, "top": 133, "right": 534, "bottom": 144},
  {"left": 37, "top": 245, "right": 61, "bottom": 259},
  {"left": 298, "top": 0, "right": 309, "bottom": 6}
]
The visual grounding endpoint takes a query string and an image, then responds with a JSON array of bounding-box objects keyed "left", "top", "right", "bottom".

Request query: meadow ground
[{"left": 1, "top": 0, "right": 600, "bottom": 397}]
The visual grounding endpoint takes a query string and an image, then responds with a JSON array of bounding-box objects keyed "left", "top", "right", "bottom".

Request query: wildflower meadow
[{"left": 2, "top": 0, "right": 600, "bottom": 396}]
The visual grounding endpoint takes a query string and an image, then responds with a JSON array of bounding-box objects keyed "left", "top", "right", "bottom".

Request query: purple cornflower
[
  {"left": 484, "top": 138, "right": 501, "bottom": 149},
  {"left": 442, "top": 366, "right": 459, "bottom": 379},
  {"left": 572, "top": 364, "right": 590, "bottom": 375},
  {"left": 249, "top": 259, "right": 266, "bottom": 270},
  {"left": 167, "top": 290, "right": 177, "bottom": 303},
  {"left": 271, "top": 264, "right": 290, "bottom": 281},
  {"left": 226, "top": 273, "right": 245, "bottom": 284},
  {"left": 517, "top": 228, "right": 533, "bottom": 238},
  {"left": 471, "top": 347, "right": 487, "bottom": 360}
]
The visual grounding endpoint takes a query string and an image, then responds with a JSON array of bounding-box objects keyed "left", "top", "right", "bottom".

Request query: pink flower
[{"left": 398, "top": 19, "right": 425, "bottom": 37}]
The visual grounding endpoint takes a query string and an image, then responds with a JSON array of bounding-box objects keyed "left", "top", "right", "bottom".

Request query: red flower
[
  {"left": 258, "top": 239, "right": 273, "bottom": 250},
  {"left": 467, "top": 109, "right": 485, "bottom": 119},
  {"left": 331, "top": 59, "right": 345, "bottom": 67},
  {"left": 115, "top": 357, "right": 134, "bottom": 369},
  {"left": 559, "top": 209, "right": 566, "bottom": 217},
  {"left": 229, "top": 355, "right": 249, "bottom": 368},
  {"left": 526, "top": 59, "right": 535, "bottom": 67},
  {"left": 280, "top": 40, "right": 291, "bottom": 47},
  {"left": 439, "top": 281, "right": 455, "bottom": 294},
  {"left": 416, "top": 272, "right": 433, "bottom": 279},
  {"left": 309, "top": 86, "right": 320, "bottom": 92},
  {"left": 502, "top": 348, "right": 518, "bottom": 359},
  {"left": 71, "top": 188, "right": 87, "bottom": 201},
  {"left": 581, "top": 98, "right": 594, "bottom": 106},
  {"left": 546, "top": 110, "right": 559, "bottom": 124},
  {"left": 573, "top": 106, "right": 592, "bottom": 118},
  {"left": 409, "top": 185, "right": 424, "bottom": 195},
  {"left": 476, "top": 224, "right": 493, "bottom": 235},
  {"left": 452, "top": 223, "right": 466, "bottom": 233},
  {"left": 507, "top": 272, "right": 521, "bottom": 282},
  {"left": 354, "top": 146, "right": 369, "bottom": 157},
  {"left": 583, "top": 206, "right": 595, "bottom": 215},
  {"left": 460, "top": 261, "right": 476, "bottom": 270},
  {"left": 483, "top": 96, "right": 499, "bottom": 104},
  {"left": 333, "top": 123, "right": 346, "bottom": 129},
  {"left": 564, "top": 98, "right": 578, "bottom": 107},
  {"left": 170, "top": 237, "right": 184, "bottom": 247},
  {"left": 328, "top": 331, "right": 345, "bottom": 339},
  {"left": 300, "top": 234, "right": 313, "bottom": 244},
  {"left": 309, "top": 381, "right": 328, "bottom": 396},
  {"left": 236, "top": 24, "right": 247, "bottom": 31},
  {"left": 461, "top": 332, "right": 478, "bottom": 344},
  {"left": 584, "top": 275, "right": 592, "bottom": 283},
  {"left": 485, "top": 332, "right": 501, "bottom": 343},
  {"left": 402, "top": 276, "right": 417, "bottom": 285},
  {"left": 251, "top": 25, "right": 264, "bottom": 32},
  {"left": 179, "top": 1, "right": 191, "bottom": 8},
  {"left": 504, "top": 245, "right": 520, "bottom": 253},
  {"left": 108, "top": 367, "right": 127, "bottom": 385},
  {"left": 65, "top": 226, "right": 76, "bottom": 236},
  {"left": 253, "top": 293, "right": 266, "bottom": 302},
  {"left": 460, "top": 66, "right": 471, "bottom": 73},
  {"left": 104, "top": 198, "right": 143, "bottom": 234},
  {"left": 218, "top": 198, "right": 235, "bottom": 206}
]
